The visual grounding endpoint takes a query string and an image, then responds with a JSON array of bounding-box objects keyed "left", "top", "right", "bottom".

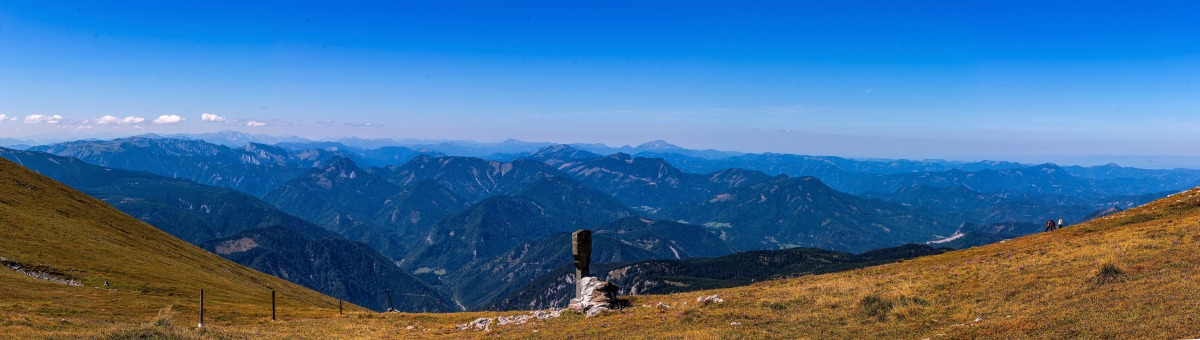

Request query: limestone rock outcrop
[{"left": 568, "top": 276, "right": 622, "bottom": 317}]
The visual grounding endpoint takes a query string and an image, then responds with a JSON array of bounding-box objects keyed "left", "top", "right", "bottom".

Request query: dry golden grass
[
  {"left": 0, "top": 158, "right": 366, "bottom": 338},
  {"left": 5, "top": 154, "right": 1200, "bottom": 338}
]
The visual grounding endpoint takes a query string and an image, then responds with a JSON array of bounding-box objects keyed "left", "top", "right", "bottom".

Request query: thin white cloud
[
  {"left": 153, "top": 114, "right": 185, "bottom": 124},
  {"left": 75, "top": 125, "right": 93, "bottom": 130},
  {"left": 95, "top": 115, "right": 145, "bottom": 124},
  {"left": 316, "top": 121, "right": 383, "bottom": 127},
  {"left": 95, "top": 115, "right": 120, "bottom": 124},
  {"left": 24, "top": 114, "right": 64, "bottom": 124},
  {"left": 200, "top": 113, "right": 227, "bottom": 122},
  {"left": 0, "top": 114, "right": 8, "bottom": 123},
  {"left": 245, "top": 120, "right": 267, "bottom": 127}
]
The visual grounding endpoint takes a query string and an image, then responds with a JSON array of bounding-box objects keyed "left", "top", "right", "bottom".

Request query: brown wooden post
[
  {"left": 572, "top": 229, "right": 593, "bottom": 299},
  {"left": 198, "top": 289, "right": 205, "bottom": 328},
  {"left": 386, "top": 288, "right": 395, "bottom": 312},
  {"left": 339, "top": 300, "right": 343, "bottom": 315},
  {"left": 271, "top": 289, "right": 276, "bottom": 321}
]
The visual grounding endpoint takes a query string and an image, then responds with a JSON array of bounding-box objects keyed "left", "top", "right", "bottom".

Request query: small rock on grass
[{"left": 697, "top": 294, "right": 724, "bottom": 304}]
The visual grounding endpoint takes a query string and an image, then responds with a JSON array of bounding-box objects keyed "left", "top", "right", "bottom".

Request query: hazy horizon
[{"left": 5, "top": 129, "right": 1200, "bottom": 170}]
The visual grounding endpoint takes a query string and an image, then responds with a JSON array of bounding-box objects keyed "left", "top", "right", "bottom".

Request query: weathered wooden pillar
[
  {"left": 271, "top": 289, "right": 277, "bottom": 321},
  {"left": 386, "top": 288, "right": 395, "bottom": 312},
  {"left": 339, "top": 300, "right": 343, "bottom": 315},
  {"left": 198, "top": 289, "right": 205, "bottom": 328},
  {"left": 572, "top": 229, "right": 593, "bottom": 299}
]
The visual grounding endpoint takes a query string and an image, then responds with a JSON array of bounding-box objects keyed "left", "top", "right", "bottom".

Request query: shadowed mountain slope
[
  {"left": 666, "top": 176, "right": 952, "bottom": 252},
  {"left": 375, "top": 155, "right": 563, "bottom": 203},
  {"left": 201, "top": 227, "right": 456, "bottom": 312},
  {"left": 402, "top": 176, "right": 637, "bottom": 277}
]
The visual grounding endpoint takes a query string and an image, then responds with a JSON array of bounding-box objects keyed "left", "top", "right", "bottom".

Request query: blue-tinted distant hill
[
  {"left": 264, "top": 157, "right": 470, "bottom": 260},
  {"left": 663, "top": 176, "right": 953, "bottom": 253},
  {"left": 373, "top": 154, "right": 564, "bottom": 203},
  {"left": 402, "top": 176, "right": 638, "bottom": 278},
  {"left": 860, "top": 185, "right": 1171, "bottom": 227},
  {"left": 29, "top": 137, "right": 444, "bottom": 196},
  {"left": 30, "top": 137, "right": 324, "bottom": 196},
  {"left": 543, "top": 149, "right": 776, "bottom": 212}
]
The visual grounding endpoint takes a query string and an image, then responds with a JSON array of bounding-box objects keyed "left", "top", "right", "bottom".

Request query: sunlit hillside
[
  {"left": 0, "top": 158, "right": 365, "bottom": 338},
  {"left": 3, "top": 153, "right": 1200, "bottom": 338}
]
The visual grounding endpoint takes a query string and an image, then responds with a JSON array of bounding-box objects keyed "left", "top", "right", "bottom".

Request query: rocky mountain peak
[
  {"left": 315, "top": 156, "right": 366, "bottom": 181},
  {"left": 607, "top": 152, "right": 633, "bottom": 161},
  {"left": 528, "top": 144, "right": 600, "bottom": 164},
  {"left": 635, "top": 140, "right": 683, "bottom": 151}
]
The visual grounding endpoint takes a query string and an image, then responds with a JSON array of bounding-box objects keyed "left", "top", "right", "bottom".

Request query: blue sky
[{"left": 1, "top": 1, "right": 1198, "bottom": 162}]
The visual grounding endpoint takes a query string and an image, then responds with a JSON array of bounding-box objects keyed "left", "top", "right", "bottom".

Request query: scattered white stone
[
  {"left": 405, "top": 326, "right": 414, "bottom": 330},
  {"left": 455, "top": 309, "right": 566, "bottom": 331},
  {"left": 730, "top": 322, "right": 742, "bottom": 326},
  {"left": 497, "top": 315, "right": 532, "bottom": 326},
  {"left": 696, "top": 294, "right": 724, "bottom": 304},
  {"left": 973, "top": 316, "right": 983, "bottom": 323},
  {"left": 455, "top": 318, "right": 493, "bottom": 331}
]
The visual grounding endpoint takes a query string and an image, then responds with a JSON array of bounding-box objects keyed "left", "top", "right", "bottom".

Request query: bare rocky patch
[{"left": 0, "top": 256, "right": 83, "bottom": 286}]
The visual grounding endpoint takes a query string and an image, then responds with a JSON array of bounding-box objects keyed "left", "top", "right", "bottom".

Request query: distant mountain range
[
  {"left": 664, "top": 176, "right": 952, "bottom": 252},
  {"left": 551, "top": 152, "right": 778, "bottom": 212},
  {"left": 402, "top": 176, "right": 637, "bottom": 278},
  {"left": 861, "top": 185, "right": 1170, "bottom": 227},
  {"left": 14, "top": 134, "right": 1200, "bottom": 311},
  {"left": 262, "top": 157, "right": 466, "bottom": 260},
  {"left": 374, "top": 155, "right": 561, "bottom": 203},
  {"left": 30, "top": 138, "right": 316, "bottom": 197}
]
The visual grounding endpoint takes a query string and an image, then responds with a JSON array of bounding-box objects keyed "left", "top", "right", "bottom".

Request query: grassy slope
[
  {"left": 5, "top": 150, "right": 1200, "bottom": 338},
  {"left": 233, "top": 185, "right": 1200, "bottom": 339},
  {"left": 0, "top": 158, "right": 365, "bottom": 338}
]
